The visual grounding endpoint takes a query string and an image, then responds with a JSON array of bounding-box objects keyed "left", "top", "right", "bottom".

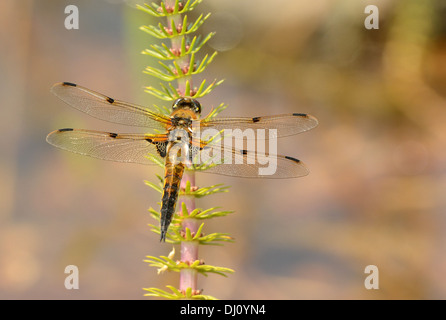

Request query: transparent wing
[
  {"left": 46, "top": 128, "right": 167, "bottom": 165},
  {"left": 51, "top": 82, "right": 171, "bottom": 131},
  {"left": 201, "top": 113, "right": 318, "bottom": 139},
  {"left": 190, "top": 139, "right": 310, "bottom": 179}
]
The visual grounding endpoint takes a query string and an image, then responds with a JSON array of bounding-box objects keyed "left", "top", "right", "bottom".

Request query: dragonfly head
[{"left": 172, "top": 98, "right": 201, "bottom": 115}]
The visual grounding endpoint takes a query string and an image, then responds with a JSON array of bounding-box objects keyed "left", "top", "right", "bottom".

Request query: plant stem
[
  {"left": 165, "top": 1, "right": 198, "bottom": 293},
  {"left": 179, "top": 170, "right": 198, "bottom": 293},
  {"left": 141, "top": 0, "right": 231, "bottom": 300},
  {"left": 166, "top": 0, "right": 191, "bottom": 96}
]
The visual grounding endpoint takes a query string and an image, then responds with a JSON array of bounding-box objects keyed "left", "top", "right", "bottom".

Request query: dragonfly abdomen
[{"left": 160, "top": 162, "right": 185, "bottom": 242}]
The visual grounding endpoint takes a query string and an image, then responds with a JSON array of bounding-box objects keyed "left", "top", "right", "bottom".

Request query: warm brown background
[{"left": 1, "top": 0, "right": 446, "bottom": 299}]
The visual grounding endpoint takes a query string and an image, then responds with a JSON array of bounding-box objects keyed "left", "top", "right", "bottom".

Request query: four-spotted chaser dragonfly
[{"left": 47, "top": 82, "right": 318, "bottom": 241}]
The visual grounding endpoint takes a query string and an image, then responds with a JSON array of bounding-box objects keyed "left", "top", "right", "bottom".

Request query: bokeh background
[{"left": 1, "top": 0, "right": 446, "bottom": 299}]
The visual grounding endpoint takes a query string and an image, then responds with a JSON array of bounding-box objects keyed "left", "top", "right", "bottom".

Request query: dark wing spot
[
  {"left": 285, "top": 156, "right": 301, "bottom": 163},
  {"left": 58, "top": 128, "right": 74, "bottom": 132},
  {"left": 62, "top": 82, "right": 77, "bottom": 87},
  {"left": 155, "top": 141, "right": 168, "bottom": 158},
  {"left": 293, "top": 113, "right": 308, "bottom": 117},
  {"left": 241, "top": 149, "right": 248, "bottom": 155},
  {"left": 252, "top": 117, "right": 261, "bottom": 123},
  {"left": 106, "top": 97, "right": 115, "bottom": 104},
  {"left": 109, "top": 132, "right": 118, "bottom": 138},
  {"left": 145, "top": 138, "right": 153, "bottom": 143}
]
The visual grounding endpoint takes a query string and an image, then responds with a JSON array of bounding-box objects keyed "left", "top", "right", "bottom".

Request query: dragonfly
[{"left": 47, "top": 82, "right": 318, "bottom": 242}]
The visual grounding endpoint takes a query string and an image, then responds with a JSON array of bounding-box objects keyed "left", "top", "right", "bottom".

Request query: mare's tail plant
[{"left": 137, "top": 0, "right": 234, "bottom": 299}]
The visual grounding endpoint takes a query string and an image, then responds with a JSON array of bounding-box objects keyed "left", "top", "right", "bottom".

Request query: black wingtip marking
[
  {"left": 62, "top": 82, "right": 77, "bottom": 87},
  {"left": 109, "top": 132, "right": 118, "bottom": 138},
  {"left": 106, "top": 97, "right": 115, "bottom": 104},
  {"left": 293, "top": 113, "right": 308, "bottom": 117},
  {"left": 252, "top": 117, "right": 261, "bottom": 123},
  {"left": 58, "top": 128, "right": 74, "bottom": 132},
  {"left": 285, "top": 156, "right": 301, "bottom": 163}
]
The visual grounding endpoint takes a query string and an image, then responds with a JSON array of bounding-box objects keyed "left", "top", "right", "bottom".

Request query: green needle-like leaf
[{"left": 193, "top": 223, "right": 205, "bottom": 240}]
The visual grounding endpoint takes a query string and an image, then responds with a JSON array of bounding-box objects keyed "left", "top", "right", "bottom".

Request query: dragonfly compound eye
[
  {"left": 192, "top": 99, "right": 201, "bottom": 114},
  {"left": 172, "top": 98, "right": 184, "bottom": 110}
]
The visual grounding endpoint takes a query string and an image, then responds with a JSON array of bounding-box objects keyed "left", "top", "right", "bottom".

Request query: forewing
[
  {"left": 201, "top": 113, "right": 318, "bottom": 139},
  {"left": 51, "top": 82, "right": 171, "bottom": 131}
]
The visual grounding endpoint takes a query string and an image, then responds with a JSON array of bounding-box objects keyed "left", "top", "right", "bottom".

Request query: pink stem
[
  {"left": 179, "top": 170, "right": 198, "bottom": 293},
  {"left": 166, "top": 0, "right": 191, "bottom": 96},
  {"left": 165, "top": 0, "right": 198, "bottom": 294}
]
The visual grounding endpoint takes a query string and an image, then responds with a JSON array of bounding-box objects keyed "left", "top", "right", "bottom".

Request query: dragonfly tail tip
[{"left": 160, "top": 230, "right": 166, "bottom": 242}]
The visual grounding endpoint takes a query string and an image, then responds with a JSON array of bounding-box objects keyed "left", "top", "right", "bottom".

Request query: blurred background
[{"left": 1, "top": 0, "right": 446, "bottom": 299}]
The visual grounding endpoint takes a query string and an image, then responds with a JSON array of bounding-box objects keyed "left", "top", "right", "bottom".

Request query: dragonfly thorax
[{"left": 170, "top": 116, "right": 193, "bottom": 128}]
